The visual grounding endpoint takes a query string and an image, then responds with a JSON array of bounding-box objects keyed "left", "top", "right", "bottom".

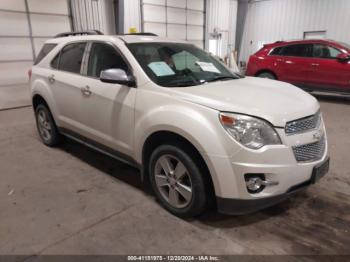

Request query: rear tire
[
  {"left": 257, "top": 72, "right": 276, "bottom": 80},
  {"left": 35, "top": 104, "right": 61, "bottom": 146},
  {"left": 149, "top": 144, "right": 209, "bottom": 218}
]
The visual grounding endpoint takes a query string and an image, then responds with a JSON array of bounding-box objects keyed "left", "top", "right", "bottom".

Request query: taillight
[{"left": 28, "top": 68, "right": 32, "bottom": 80}]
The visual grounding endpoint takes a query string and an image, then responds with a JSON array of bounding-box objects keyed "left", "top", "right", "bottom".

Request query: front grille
[
  {"left": 292, "top": 135, "right": 326, "bottom": 162},
  {"left": 285, "top": 111, "right": 321, "bottom": 135}
]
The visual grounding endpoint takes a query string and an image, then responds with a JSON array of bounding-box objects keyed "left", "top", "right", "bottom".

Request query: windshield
[{"left": 127, "top": 42, "right": 241, "bottom": 87}]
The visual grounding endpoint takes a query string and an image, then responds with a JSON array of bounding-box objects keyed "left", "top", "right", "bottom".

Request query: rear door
[
  {"left": 78, "top": 42, "right": 137, "bottom": 156},
  {"left": 274, "top": 44, "right": 313, "bottom": 87},
  {"left": 49, "top": 42, "right": 87, "bottom": 133},
  {"left": 307, "top": 43, "right": 350, "bottom": 92}
]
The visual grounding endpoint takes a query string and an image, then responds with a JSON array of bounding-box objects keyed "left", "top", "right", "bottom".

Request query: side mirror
[
  {"left": 100, "top": 68, "right": 136, "bottom": 87},
  {"left": 336, "top": 53, "right": 350, "bottom": 62}
]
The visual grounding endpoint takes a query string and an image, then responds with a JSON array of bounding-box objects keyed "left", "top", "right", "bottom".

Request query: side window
[
  {"left": 280, "top": 44, "right": 312, "bottom": 57},
  {"left": 313, "top": 44, "right": 342, "bottom": 59},
  {"left": 34, "top": 43, "right": 57, "bottom": 65},
  {"left": 270, "top": 46, "right": 283, "bottom": 56},
  {"left": 50, "top": 53, "right": 60, "bottom": 69},
  {"left": 87, "top": 42, "right": 129, "bottom": 78},
  {"left": 58, "top": 42, "right": 86, "bottom": 74}
]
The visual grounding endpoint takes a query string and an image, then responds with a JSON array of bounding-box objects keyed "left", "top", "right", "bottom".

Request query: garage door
[
  {"left": 141, "top": 0, "right": 205, "bottom": 49},
  {"left": 0, "top": 0, "right": 71, "bottom": 86}
]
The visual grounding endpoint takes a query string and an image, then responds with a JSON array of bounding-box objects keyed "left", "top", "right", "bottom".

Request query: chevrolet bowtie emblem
[{"left": 313, "top": 131, "right": 323, "bottom": 141}]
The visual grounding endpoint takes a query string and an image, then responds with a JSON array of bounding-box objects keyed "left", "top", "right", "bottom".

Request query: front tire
[
  {"left": 149, "top": 144, "right": 209, "bottom": 218},
  {"left": 35, "top": 104, "right": 61, "bottom": 146}
]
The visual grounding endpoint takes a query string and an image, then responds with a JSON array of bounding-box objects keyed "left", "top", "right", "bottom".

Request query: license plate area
[{"left": 311, "top": 157, "right": 330, "bottom": 183}]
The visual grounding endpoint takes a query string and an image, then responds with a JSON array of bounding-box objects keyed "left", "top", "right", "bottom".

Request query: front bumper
[{"left": 217, "top": 156, "right": 330, "bottom": 215}]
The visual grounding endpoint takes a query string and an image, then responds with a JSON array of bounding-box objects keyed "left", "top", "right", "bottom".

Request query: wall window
[{"left": 87, "top": 42, "right": 128, "bottom": 78}]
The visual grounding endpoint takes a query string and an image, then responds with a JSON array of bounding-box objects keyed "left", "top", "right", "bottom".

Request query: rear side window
[
  {"left": 58, "top": 42, "right": 86, "bottom": 74},
  {"left": 269, "top": 46, "right": 283, "bottom": 56},
  {"left": 87, "top": 42, "right": 128, "bottom": 78},
  {"left": 34, "top": 43, "right": 57, "bottom": 65},
  {"left": 51, "top": 53, "right": 60, "bottom": 69},
  {"left": 279, "top": 44, "right": 312, "bottom": 57}
]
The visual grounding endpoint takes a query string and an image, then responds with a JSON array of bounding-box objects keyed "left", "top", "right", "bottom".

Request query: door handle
[
  {"left": 48, "top": 74, "right": 55, "bottom": 83},
  {"left": 311, "top": 63, "right": 320, "bottom": 67},
  {"left": 81, "top": 85, "right": 92, "bottom": 96}
]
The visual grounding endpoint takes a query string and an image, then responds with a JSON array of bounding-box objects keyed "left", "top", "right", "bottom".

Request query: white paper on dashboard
[
  {"left": 196, "top": 61, "right": 221, "bottom": 73},
  {"left": 148, "top": 62, "right": 175, "bottom": 76}
]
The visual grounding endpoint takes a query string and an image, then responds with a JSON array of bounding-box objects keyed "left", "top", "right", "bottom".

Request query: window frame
[
  {"left": 268, "top": 46, "right": 284, "bottom": 56},
  {"left": 82, "top": 41, "right": 133, "bottom": 80},
  {"left": 311, "top": 43, "right": 343, "bottom": 60},
  {"left": 49, "top": 40, "right": 136, "bottom": 86},
  {"left": 35, "top": 43, "right": 57, "bottom": 65},
  {"left": 49, "top": 40, "right": 88, "bottom": 75},
  {"left": 276, "top": 44, "right": 313, "bottom": 58}
]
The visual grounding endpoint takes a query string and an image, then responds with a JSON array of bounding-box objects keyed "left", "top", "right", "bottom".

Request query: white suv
[{"left": 30, "top": 31, "right": 329, "bottom": 218}]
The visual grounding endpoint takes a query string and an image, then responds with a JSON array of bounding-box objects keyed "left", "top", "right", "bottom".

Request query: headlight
[{"left": 219, "top": 112, "right": 281, "bottom": 149}]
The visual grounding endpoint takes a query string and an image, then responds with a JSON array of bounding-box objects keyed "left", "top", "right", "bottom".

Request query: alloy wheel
[
  {"left": 154, "top": 154, "right": 193, "bottom": 208},
  {"left": 37, "top": 109, "right": 52, "bottom": 142}
]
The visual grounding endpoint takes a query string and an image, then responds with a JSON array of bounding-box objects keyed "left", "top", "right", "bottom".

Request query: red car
[{"left": 246, "top": 39, "right": 350, "bottom": 94}]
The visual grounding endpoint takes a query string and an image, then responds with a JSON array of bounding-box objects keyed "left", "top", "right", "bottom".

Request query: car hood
[{"left": 170, "top": 77, "right": 319, "bottom": 127}]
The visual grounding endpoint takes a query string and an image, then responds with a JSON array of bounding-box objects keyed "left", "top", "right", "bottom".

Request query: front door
[
  {"left": 307, "top": 43, "right": 350, "bottom": 92},
  {"left": 78, "top": 42, "right": 136, "bottom": 156},
  {"left": 275, "top": 43, "right": 313, "bottom": 87}
]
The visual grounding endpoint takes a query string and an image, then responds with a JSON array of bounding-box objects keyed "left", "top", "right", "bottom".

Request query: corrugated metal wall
[
  {"left": 124, "top": 0, "right": 141, "bottom": 33},
  {"left": 206, "top": 0, "right": 237, "bottom": 57},
  {"left": 70, "top": 0, "right": 116, "bottom": 34},
  {"left": 122, "top": 0, "right": 238, "bottom": 56},
  {"left": 240, "top": 0, "right": 350, "bottom": 63}
]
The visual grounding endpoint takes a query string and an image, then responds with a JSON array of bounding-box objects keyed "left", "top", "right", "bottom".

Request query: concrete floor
[
  {"left": 0, "top": 84, "right": 31, "bottom": 110},
  {"left": 0, "top": 96, "right": 349, "bottom": 256}
]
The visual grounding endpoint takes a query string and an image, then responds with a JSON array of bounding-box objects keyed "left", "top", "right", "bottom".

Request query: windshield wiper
[
  {"left": 167, "top": 81, "right": 202, "bottom": 87},
  {"left": 206, "top": 76, "right": 239, "bottom": 83}
]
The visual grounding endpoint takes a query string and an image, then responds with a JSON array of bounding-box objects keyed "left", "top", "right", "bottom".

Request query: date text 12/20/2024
[{"left": 127, "top": 256, "right": 220, "bottom": 261}]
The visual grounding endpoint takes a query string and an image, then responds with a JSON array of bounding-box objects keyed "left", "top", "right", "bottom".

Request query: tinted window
[
  {"left": 51, "top": 53, "right": 60, "bottom": 69},
  {"left": 270, "top": 46, "right": 283, "bottom": 56},
  {"left": 58, "top": 42, "right": 86, "bottom": 73},
  {"left": 87, "top": 43, "right": 128, "bottom": 78},
  {"left": 313, "top": 44, "right": 341, "bottom": 59},
  {"left": 34, "top": 43, "right": 57, "bottom": 65},
  {"left": 280, "top": 44, "right": 312, "bottom": 57}
]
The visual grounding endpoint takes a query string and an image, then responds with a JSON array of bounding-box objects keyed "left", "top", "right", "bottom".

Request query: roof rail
[
  {"left": 124, "top": 32, "right": 158, "bottom": 36},
  {"left": 54, "top": 30, "right": 103, "bottom": 38}
]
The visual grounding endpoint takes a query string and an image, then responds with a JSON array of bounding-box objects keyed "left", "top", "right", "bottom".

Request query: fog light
[
  {"left": 244, "top": 174, "right": 279, "bottom": 194},
  {"left": 245, "top": 176, "right": 265, "bottom": 193}
]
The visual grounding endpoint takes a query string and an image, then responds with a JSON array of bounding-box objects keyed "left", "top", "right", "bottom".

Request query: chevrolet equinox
[{"left": 30, "top": 31, "right": 330, "bottom": 218}]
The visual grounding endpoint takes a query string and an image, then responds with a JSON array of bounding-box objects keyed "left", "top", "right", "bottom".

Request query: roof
[
  {"left": 45, "top": 34, "right": 189, "bottom": 45},
  {"left": 267, "top": 39, "right": 344, "bottom": 47}
]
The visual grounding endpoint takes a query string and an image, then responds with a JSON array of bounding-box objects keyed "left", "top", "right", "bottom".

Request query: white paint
[
  {"left": 27, "top": 0, "right": 68, "bottom": 14},
  {"left": 31, "top": 14, "right": 70, "bottom": 36},
  {"left": 0, "top": 11, "right": 29, "bottom": 36}
]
